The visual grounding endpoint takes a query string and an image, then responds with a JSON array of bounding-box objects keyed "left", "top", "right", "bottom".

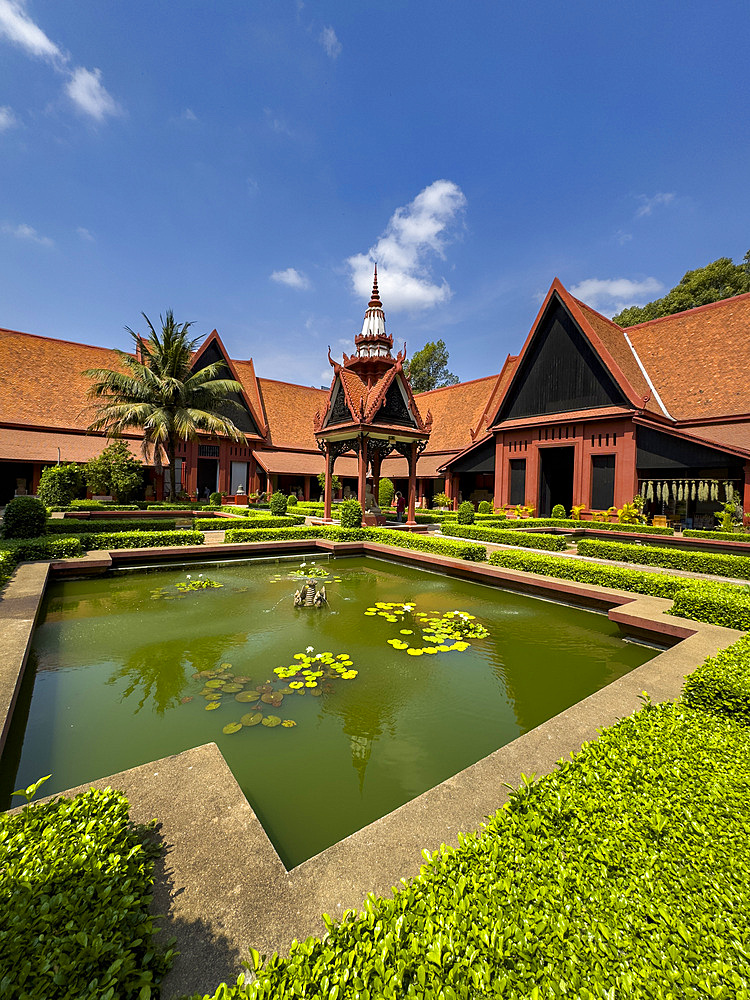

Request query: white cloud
[
  {"left": 66, "top": 67, "right": 120, "bottom": 120},
  {"left": 76, "top": 226, "right": 94, "bottom": 242},
  {"left": 319, "top": 26, "right": 341, "bottom": 59},
  {"left": 347, "top": 179, "right": 467, "bottom": 312},
  {"left": 271, "top": 267, "right": 311, "bottom": 290},
  {"left": 614, "top": 229, "right": 632, "bottom": 245},
  {"left": 0, "top": 104, "right": 17, "bottom": 130},
  {"left": 2, "top": 221, "right": 53, "bottom": 247},
  {"left": 0, "top": 1, "right": 121, "bottom": 121},
  {"left": 264, "top": 107, "right": 292, "bottom": 136},
  {"left": 181, "top": 107, "right": 198, "bottom": 121},
  {"left": 570, "top": 277, "right": 664, "bottom": 316},
  {"left": 635, "top": 192, "right": 675, "bottom": 218},
  {"left": 0, "top": 0, "right": 62, "bottom": 62}
]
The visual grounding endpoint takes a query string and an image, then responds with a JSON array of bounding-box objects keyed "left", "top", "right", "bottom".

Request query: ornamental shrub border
[
  {"left": 684, "top": 529, "right": 750, "bottom": 543},
  {"left": 499, "top": 517, "right": 676, "bottom": 535},
  {"left": 83, "top": 530, "right": 205, "bottom": 550},
  {"left": 683, "top": 634, "right": 750, "bottom": 721},
  {"left": 576, "top": 538, "right": 750, "bottom": 581},
  {"left": 0, "top": 786, "right": 174, "bottom": 1000},
  {"left": 194, "top": 516, "right": 305, "bottom": 531},
  {"left": 46, "top": 518, "right": 179, "bottom": 534},
  {"left": 202, "top": 697, "right": 750, "bottom": 999},
  {"left": 442, "top": 522, "right": 568, "bottom": 552}
]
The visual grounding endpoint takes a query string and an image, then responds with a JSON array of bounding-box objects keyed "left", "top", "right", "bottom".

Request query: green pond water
[{"left": 1, "top": 555, "right": 656, "bottom": 867}]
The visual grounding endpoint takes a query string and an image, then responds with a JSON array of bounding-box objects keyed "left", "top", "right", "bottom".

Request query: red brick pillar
[
  {"left": 324, "top": 445, "right": 333, "bottom": 521},
  {"left": 407, "top": 442, "right": 417, "bottom": 525},
  {"left": 743, "top": 462, "right": 750, "bottom": 521},
  {"left": 357, "top": 440, "right": 367, "bottom": 519}
]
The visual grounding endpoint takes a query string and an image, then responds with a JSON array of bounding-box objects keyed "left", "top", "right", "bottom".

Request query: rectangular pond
[{"left": 0, "top": 555, "right": 656, "bottom": 867}]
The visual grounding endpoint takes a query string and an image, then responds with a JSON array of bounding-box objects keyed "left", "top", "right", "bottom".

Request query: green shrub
[
  {"left": 287, "top": 494, "right": 298, "bottom": 507},
  {"left": 503, "top": 517, "right": 675, "bottom": 535},
  {"left": 1, "top": 786, "right": 173, "bottom": 999},
  {"left": 3, "top": 496, "right": 47, "bottom": 539},
  {"left": 550, "top": 504, "right": 565, "bottom": 518},
  {"left": 671, "top": 581, "right": 750, "bottom": 631},
  {"left": 339, "top": 499, "right": 363, "bottom": 528},
  {"left": 0, "top": 535, "right": 84, "bottom": 561},
  {"left": 46, "top": 518, "right": 178, "bottom": 534},
  {"left": 444, "top": 523, "right": 568, "bottom": 552},
  {"left": 378, "top": 477, "right": 395, "bottom": 509},
  {"left": 365, "top": 528, "right": 487, "bottom": 562},
  {"left": 195, "top": 516, "right": 304, "bottom": 531},
  {"left": 146, "top": 502, "right": 198, "bottom": 510},
  {"left": 683, "top": 634, "right": 750, "bottom": 722},
  {"left": 457, "top": 501, "right": 475, "bottom": 524},
  {"left": 0, "top": 548, "right": 18, "bottom": 588},
  {"left": 209, "top": 491, "right": 222, "bottom": 507},
  {"left": 201, "top": 701, "right": 750, "bottom": 1000},
  {"left": 269, "top": 490, "right": 288, "bottom": 516},
  {"left": 684, "top": 529, "right": 750, "bottom": 542},
  {"left": 84, "top": 440, "right": 143, "bottom": 501},
  {"left": 224, "top": 526, "right": 368, "bottom": 544},
  {"left": 36, "top": 463, "right": 84, "bottom": 506},
  {"left": 83, "top": 530, "right": 204, "bottom": 550},
  {"left": 433, "top": 492, "right": 451, "bottom": 508},
  {"left": 576, "top": 538, "right": 750, "bottom": 580},
  {"left": 478, "top": 500, "right": 492, "bottom": 514}
]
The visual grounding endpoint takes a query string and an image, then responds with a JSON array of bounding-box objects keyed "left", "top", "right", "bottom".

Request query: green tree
[
  {"left": 378, "top": 477, "right": 395, "bottom": 509},
  {"left": 317, "top": 472, "right": 341, "bottom": 496},
  {"left": 84, "top": 312, "right": 247, "bottom": 500},
  {"left": 84, "top": 441, "right": 143, "bottom": 501},
  {"left": 613, "top": 252, "right": 750, "bottom": 326},
  {"left": 404, "top": 339, "right": 460, "bottom": 394},
  {"left": 37, "top": 463, "right": 85, "bottom": 506}
]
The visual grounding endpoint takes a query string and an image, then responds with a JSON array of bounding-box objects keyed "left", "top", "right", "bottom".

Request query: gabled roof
[
  {"left": 415, "top": 372, "right": 504, "bottom": 452},
  {"left": 624, "top": 292, "right": 750, "bottom": 421},
  {"left": 256, "top": 377, "right": 328, "bottom": 451},
  {"left": 191, "top": 330, "right": 268, "bottom": 437}
]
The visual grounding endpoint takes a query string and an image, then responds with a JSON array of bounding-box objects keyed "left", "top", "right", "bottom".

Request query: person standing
[{"left": 395, "top": 491, "right": 406, "bottom": 523}]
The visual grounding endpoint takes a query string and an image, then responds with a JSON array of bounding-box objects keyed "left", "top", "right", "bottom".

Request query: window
[
  {"left": 199, "top": 445, "right": 220, "bottom": 458},
  {"left": 509, "top": 459, "right": 526, "bottom": 505},
  {"left": 591, "top": 455, "right": 615, "bottom": 509}
]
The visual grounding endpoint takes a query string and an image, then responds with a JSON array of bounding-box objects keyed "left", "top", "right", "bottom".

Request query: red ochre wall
[{"left": 493, "top": 417, "right": 637, "bottom": 512}]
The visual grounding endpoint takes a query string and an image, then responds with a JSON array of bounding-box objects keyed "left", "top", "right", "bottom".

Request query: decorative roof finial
[{"left": 368, "top": 264, "right": 382, "bottom": 309}]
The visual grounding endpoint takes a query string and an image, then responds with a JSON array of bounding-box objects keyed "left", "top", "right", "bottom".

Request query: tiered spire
[{"left": 354, "top": 265, "right": 393, "bottom": 357}]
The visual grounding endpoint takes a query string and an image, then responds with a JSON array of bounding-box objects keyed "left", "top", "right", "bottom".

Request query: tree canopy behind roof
[{"left": 404, "top": 339, "right": 459, "bottom": 394}]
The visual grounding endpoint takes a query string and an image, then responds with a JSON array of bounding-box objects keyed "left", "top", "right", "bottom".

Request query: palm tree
[{"left": 84, "top": 311, "right": 248, "bottom": 500}]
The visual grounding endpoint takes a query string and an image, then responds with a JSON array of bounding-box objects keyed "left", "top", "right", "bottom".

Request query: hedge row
[
  {"left": 442, "top": 522, "right": 568, "bottom": 552},
  {"left": 0, "top": 536, "right": 85, "bottom": 562},
  {"left": 1, "top": 786, "right": 174, "bottom": 999},
  {"left": 46, "top": 518, "right": 178, "bottom": 534},
  {"left": 222, "top": 525, "right": 487, "bottom": 561},
  {"left": 494, "top": 517, "right": 676, "bottom": 536},
  {"left": 84, "top": 530, "right": 204, "bottom": 550},
  {"left": 203, "top": 699, "right": 750, "bottom": 1000},
  {"left": 486, "top": 549, "right": 750, "bottom": 630},
  {"left": 194, "top": 515, "right": 305, "bottom": 531},
  {"left": 683, "top": 634, "right": 750, "bottom": 722},
  {"left": 576, "top": 538, "right": 750, "bottom": 581},
  {"left": 684, "top": 529, "right": 750, "bottom": 543},
  {"left": 47, "top": 502, "right": 142, "bottom": 512}
]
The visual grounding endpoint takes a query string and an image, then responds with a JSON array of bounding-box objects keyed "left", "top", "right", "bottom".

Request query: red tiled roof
[
  {"left": 254, "top": 377, "right": 329, "bottom": 451},
  {"left": 252, "top": 449, "right": 360, "bottom": 477},
  {"left": 642, "top": 420, "right": 750, "bottom": 460},
  {"left": 380, "top": 452, "right": 457, "bottom": 479},
  {"left": 414, "top": 373, "right": 504, "bottom": 452},
  {"left": 0, "top": 427, "right": 150, "bottom": 464},
  {"left": 625, "top": 292, "right": 750, "bottom": 421}
]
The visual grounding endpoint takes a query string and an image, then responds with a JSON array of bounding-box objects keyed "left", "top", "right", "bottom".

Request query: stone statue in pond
[{"left": 294, "top": 579, "right": 328, "bottom": 608}]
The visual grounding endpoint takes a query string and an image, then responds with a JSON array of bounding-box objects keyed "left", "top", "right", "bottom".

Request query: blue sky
[{"left": 1, "top": 1, "right": 748, "bottom": 388}]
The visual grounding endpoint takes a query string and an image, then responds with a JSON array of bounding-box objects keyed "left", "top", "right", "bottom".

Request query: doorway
[
  {"left": 539, "top": 447, "right": 574, "bottom": 517},
  {"left": 197, "top": 458, "right": 219, "bottom": 500}
]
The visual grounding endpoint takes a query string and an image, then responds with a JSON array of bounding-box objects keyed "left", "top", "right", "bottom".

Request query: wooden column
[
  {"left": 324, "top": 444, "right": 333, "bottom": 521},
  {"left": 303, "top": 476, "right": 311, "bottom": 501},
  {"left": 371, "top": 447, "right": 382, "bottom": 507},
  {"left": 357, "top": 437, "right": 367, "bottom": 515},
  {"left": 743, "top": 462, "right": 750, "bottom": 522},
  {"left": 450, "top": 474, "right": 459, "bottom": 511},
  {"left": 406, "top": 442, "right": 417, "bottom": 525}
]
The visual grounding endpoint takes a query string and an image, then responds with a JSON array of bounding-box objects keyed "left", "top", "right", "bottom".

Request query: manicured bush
[
  {"left": 478, "top": 500, "right": 492, "bottom": 514},
  {"left": 0, "top": 548, "right": 17, "bottom": 588},
  {"left": 83, "top": 530, "right": 204, "bottom": 550},
  {"left": 683, "top": 634, "right": 750, "bottom": 722},
  {"left": 195, "top": 516, "right": 304, "bottom": 531},
  {"left": 201, "top": 701, "right": 750, "bottom": 1000},
  {"left": 269, "top": 490, "right": 288, "bottom": 516},
  {"left": 84, "top": 440, "right": 143, "bottom": 501},
  {"left": 432, "top": 492, "right": 451, "bottom": 508},
  {"left": 444, "top": 522, "right": 568, "bottom": 552},
  {"left": 46, "top": 518, "right": 178, "bottom": 534},
  {"left": 551, "top": 503, "right": 567, "bottom": 518},
  {"left": 3, "top": 496, "right": 47, "bottom": 538},
  {"left": 146, "top": 502, "right": 198, "bottom": 510},
  {"left": 576, "top": 538, "right": 750, "bottom": 580},
  {"left": 36, "top": 462, "right": 84, "bottom": 506},
  {"left": 366, "top": 527, "right": 487, "bottom": 561},
  {"left": 209, "top": 491, "right": 222, "bottom": 507},
  {"left": 339, "top": 499, "right": 363, "bottom": 528},
  {"left": 456, "top": 501, "right": 475, "bottom": 525},
  {"left": 224, "top": 526, "right": 368, "bottom": 544},
  {"left": 1, "top": 786, "right": 174, "bottom": 999},
  {"left": 503, "top": 517, "right": 675, "bottom": 535},
  {"left": 378, "top": 477, "right": 395, "bottom": 509},
  {"left": 287, "top": 494, "right": 298, "bottom": 507},
  {"left": 684, "top": 529, "right": 750, "bottom": 542},
  {"left": 671, "top": 581, "right": 750, "bottom": 631},
  {"left": 0, "top": 535, "right": 84, "bottom": 561}
]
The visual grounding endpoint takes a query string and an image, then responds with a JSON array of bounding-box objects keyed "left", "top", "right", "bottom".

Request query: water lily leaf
[
  {"left": 259, "top": 682, "right": 273, "bottom": 694},
  {"left": 262, "top": 715, "right": 281, "bottom": 728},
  {"left": 261, "top": 692, "right": 283, "bottom": 706},
  {"left": 310, "top": 688, "right": 322, "bottom": 697},
  {"left": 180, "top": 696, "right": 193, "bottom": 704},
  {"left": 235, "top": 690, "right": 260, "bottom": 702},
  {"left": 220, "top": 662, "right": 232, "bottom": 670},
  {"left": 222, "top": 722, "right": 242, "bottom": 734},
  {"left": 222, "top": 683, "right": 243, "bottom": 693},
  {"left": 234, "top": 675, "right": 251, "bottom": 683},
  {"left": 278, "top": 686, "right": 294, "bottom": 695},
  {"left": 241, "top": 712, "right": 263, "bottom": 726},
  {"left": 281, "top": 719, "right": 297, "bottom": 727},
  {"left": 205, "top": 679, "right": 224, "bottom": 688},
  {"left": 205, "top": 701, "right": 221, "bottom": 710}
]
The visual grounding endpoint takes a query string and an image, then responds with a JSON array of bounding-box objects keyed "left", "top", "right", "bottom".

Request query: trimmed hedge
[
  {"left": 222, "top": 525, "right": 487, "bottom": 561},
  {"left": 576, "top": 538, "right": 750, "bottom": 581},
  {"left": 684, "top": 529, "right": 750, "bottom": 543},
  {"left": 0, "top": 549, "right": 17, "bottom": 588},
  {"left": 502, "top": 517, "right": 675, "bottom": 535},
  {"left": 683, "top": 634, "right": 750, "bottom": 722},
  {"left": 46, "top": 518, "right": 178, "bottom": 534},
  {"left": 3, "top": 496, "right": 47, "bottom": 539},
  {"left": 1, "top": 786, "right": 174, "bottom": 999},
  {"left": 671, "top": 581, "right": 750, "bottom": 632},
  {"left": 442, "top": 522, "right": 568, "bottom": 552},
  {"left": 202, "top": 700, "right": 750, "bottom": 1000},
  {"left": 0, "top": 536, "right": 84, "bottom": 561},
  {"left": 194, "top": 516, "right": 305, "bottom": 531},
  {"left": 48, "top": 502, "right": 141, "bottom": 512},
  {"left": 83, "top": 530, "right": 204, "bottom": 550}
]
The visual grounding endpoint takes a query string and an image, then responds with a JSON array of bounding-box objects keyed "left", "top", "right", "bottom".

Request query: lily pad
[
  {"left": 234, "top": 675, "right": 251, "bottom": 683},
  {"left": 220, "top": 662, "right": 232, "bottom": 670},
  {"left": 235, "top": 690, "right": 260, "bottom": 702},
  {"left": 262, "top": 692, "right": 284, "bottom": 707},
  {"left": 205, "top": 679, "right": 224, "bottom": 689},
  {"left": 241, "top": 712, "right": 263, "bottom": 726},
  {"left": 222, "top": 683, "right": 243, "bottom": 693},
  {"left": 205, "top": 701, "right": 221, "bottom": 710},
  {"left": 281, "top": 719, "right": 297, "bottom": 727},
  {"left": 310, "top": 688, "right": 322, "bottom": 697},
  {"left": 180, "top": 696, "right": 193, "bottom": 704},
  {"left": 222, "top": 722, "right": 243, "bottom": 734},
  {"left": 262, "top": 715, "right": 281, "bottom": 728}
]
